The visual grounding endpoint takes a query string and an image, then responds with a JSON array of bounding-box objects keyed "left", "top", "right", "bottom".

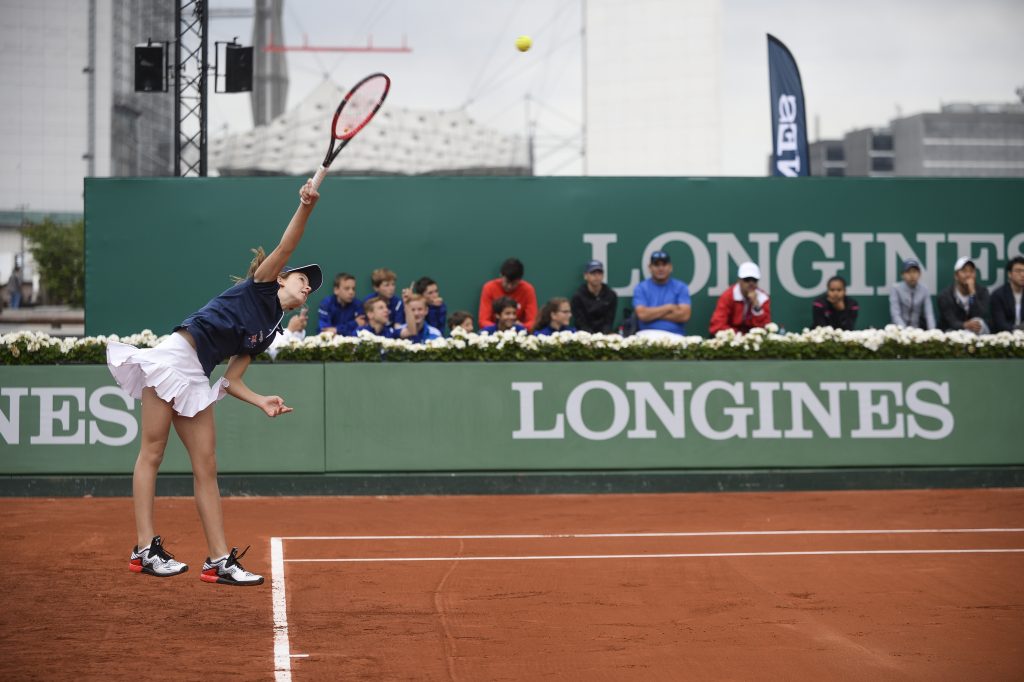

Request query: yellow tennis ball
[{"left": 515, "top": 35, "right": 532, "bottom": 52}]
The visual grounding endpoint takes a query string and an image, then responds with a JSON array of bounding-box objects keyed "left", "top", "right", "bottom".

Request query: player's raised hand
[{"left": 299, "top": 179, "right": 320, "bottom": 207}]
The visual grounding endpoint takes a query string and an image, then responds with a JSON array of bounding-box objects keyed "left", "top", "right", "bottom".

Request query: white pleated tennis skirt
[{"left": 106, "top": 332, "right": 229, "bottom": 418}]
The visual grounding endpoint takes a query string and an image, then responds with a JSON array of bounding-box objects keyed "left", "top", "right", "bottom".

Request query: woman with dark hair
[{"left": 812, "top": 276, "right": 859, "bottom": 330}]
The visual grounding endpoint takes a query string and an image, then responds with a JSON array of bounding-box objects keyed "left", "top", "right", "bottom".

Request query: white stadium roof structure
[{"left": 211, "top": 80, "right": 532, "bottom": 177}]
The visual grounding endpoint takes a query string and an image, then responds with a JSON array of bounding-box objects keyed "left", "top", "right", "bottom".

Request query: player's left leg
[
  {"left": 172, "top": 406, "right": 263, "bottom": 586},
  {"left": 172, "top": 405, "right": 226, "bottom": 558}
]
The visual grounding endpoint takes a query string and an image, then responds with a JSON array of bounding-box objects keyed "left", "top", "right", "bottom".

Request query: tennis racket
[{"left": 310, "top": 72, "right": 391, "bottom": 190}]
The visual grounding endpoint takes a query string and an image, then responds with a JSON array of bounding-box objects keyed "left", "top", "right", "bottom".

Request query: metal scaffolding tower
[{"left": 175, "top": 0, "right": 208, "bottom": 176}]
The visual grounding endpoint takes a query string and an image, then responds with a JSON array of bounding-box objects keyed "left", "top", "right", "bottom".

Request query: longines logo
[
  {"left": 0, "top": 387, "right": 137, "bottom": 446},
  {"left": 512, "top": 380, "right": 954, "bottom": 442},
  {"left": 582, "top": 231, "right": 1023, "bottom": 299}
]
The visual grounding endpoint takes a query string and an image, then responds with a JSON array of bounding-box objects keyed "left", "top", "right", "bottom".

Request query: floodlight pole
[
  {"left": 580, "top": 0, "right": 587, "bottom": 176},
  {"left": 174, "top": 0, "right": 208, "bottom": 176}
]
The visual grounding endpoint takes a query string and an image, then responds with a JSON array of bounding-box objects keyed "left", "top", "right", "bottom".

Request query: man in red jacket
[
  {"left": 709, "top": 261, "right": 772, "bottom": 335},
  {"left": 478, "top": 257, "right": 538, "bottom": 331}
]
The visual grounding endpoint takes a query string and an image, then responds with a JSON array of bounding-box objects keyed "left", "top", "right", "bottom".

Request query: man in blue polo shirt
[{"left": 632, "top": 250, "right": 692, "bottom": 336}]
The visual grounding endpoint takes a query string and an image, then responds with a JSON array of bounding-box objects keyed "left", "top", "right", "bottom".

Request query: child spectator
[
  {"left": 398, "top": 293, "right": 443, "bottom": 343},
  {"left": 363, "top": 267, "right": 404, "bottom": 326},
  {"left": 478, "top": 257, "right": 538, "bottom": 331},
  {"left": 317, "top": 272, "right": 365, "bottom": 336},
  {"left": 412, "top": 276, "right": 448, "bottom": 331},
  {"left": 448, "top": 310, "right": 474, "bottom": 335},
  {"left": 812, "top": 276, "right": 859, "bottom": 330},
  {"left": 534, "top": 297, "right": 576, "bottom": 335},
  {"left": 480, "top": 297, "right": 526, "bottom": 333},
  {"left": 268, "top": 307, "right": 308, "bottom": 359},
  {"left": 355, "top": 295, "right": 398, "bottom": 338}
]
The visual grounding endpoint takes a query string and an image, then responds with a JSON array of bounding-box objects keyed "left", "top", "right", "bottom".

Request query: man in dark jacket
[
  {"left": 570, "top": 260, "right": 618, "bottom": 333},
  {"left": 937, "top": 256, "right": 991, "bottom": 334},
  {"left": 990, "top": 255, "right": 1024, "bottom": 332}
]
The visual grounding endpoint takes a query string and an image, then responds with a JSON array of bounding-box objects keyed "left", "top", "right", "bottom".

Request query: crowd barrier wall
[
  {"left": 84, "top": 177, "right": 1023, "bottom": 337},
  {"left": 2, "top": 361, "right": 1021, "bottom": 475}
]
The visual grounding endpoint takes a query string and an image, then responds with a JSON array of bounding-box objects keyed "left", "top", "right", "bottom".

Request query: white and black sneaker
[
  {"left": 200, "top": 546, "right": 264, "bottom": 586},
  {"left": 129, "top": 536, "right": 188, "bottom": 577}
]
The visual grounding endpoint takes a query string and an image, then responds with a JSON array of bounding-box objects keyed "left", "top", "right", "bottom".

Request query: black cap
[{"left": 281, "top": 263, "right": 323, "bottom": 293}]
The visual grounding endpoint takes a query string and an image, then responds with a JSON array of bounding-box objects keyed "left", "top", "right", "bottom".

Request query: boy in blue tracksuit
[
  {"left": 362, "top": 267, "right": 404, "bottom": 326},
  {"left": 412, "top": 276, "right": 448, "bottom": 332},
  {"left": 397, "top": 293, "right": 443, "bottom": 342},
  {"left": 317, "top": 272, "right": 365, "bottom": 335},
  {"left": 355, "top": 295, "right": 399, "bottom": 338}
]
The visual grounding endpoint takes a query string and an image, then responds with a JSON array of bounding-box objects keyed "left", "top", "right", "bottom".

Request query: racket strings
[{"left": 335, "top": 77, "right": 389, "bottom": 139}]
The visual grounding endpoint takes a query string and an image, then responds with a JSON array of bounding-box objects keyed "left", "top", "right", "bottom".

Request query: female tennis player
[{"left": 107, "top": 179, "right": 322, "bottom": 586}]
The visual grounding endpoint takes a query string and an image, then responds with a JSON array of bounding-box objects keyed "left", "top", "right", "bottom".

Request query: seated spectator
[
  {"left": 480, "top": 296, "right": 527, "bottom": 333},
  {"left": 571, "top": 259, "right": 618, "bottom": 333},
  {"left": 267, "top": 307, "right": 308, "bottom": 360},
  {"left": 355, "top": 295, "right": 398, "bottom": 338},
  {"left": 447, "top": 310, "right": 474, "bottom": 335},
  {"left": 937, "top": 256, "right": 991, "bottom": 334},
  {"left": 317, "top": 272, "right": 365, "bottom": 336},
  {"left": 633, "top": 251, "right": 692, "bottom": 336},
  {"left": 812, "top": 276, "right": 859, "bottom": 330},
  {"left": 534, "top": 297, "right": 576, "bottom": 335},
  {"left": 412, "top": 276, "right": 448, "bottom": 331},
  {"left": 889, "top": 258, "right": 936, "bottom": 329},
  {"left": 709, "top": 261, "right": 770, "bottom": 335},
  {"left": 990, "top": 255, "right": 1024, "bottom": 332},
  {"left": 478, "top": 257, "right": 538, "bottom": 331},
  {"left": 363, "top": 267, "right": 404, "bottom": 326},
  {"left": 397, "top": 293, "right": 443, "bottom": 343}
]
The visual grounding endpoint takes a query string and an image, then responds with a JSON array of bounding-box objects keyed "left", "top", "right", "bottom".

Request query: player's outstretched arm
[{"left": 255, "top": 180, "right": 320, "bottom": 283}]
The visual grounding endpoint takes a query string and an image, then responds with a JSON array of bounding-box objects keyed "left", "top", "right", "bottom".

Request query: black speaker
[
  {"left": 134, "top": 44, "right": 165, "bottom": 92},
  {"left": 224, "top": 45, "right": 253, "bottom": 93}
]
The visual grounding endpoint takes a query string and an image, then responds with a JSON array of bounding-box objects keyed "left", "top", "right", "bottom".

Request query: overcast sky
[{"left": 208, "top": 0, "right": 1024, "bottom": 176}]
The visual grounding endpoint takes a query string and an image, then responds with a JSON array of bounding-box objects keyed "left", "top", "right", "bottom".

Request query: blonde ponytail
[{"left": 231, "top": 246, "right": 267, "bottom": 283}]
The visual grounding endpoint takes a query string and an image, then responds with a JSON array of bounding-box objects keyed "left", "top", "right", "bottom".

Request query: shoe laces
[
  {"left": 148, "top": 536, "right": 176, "bottom": 562},
  {"left": 225, "top": 545, "right": 251, "bottom": 570}
]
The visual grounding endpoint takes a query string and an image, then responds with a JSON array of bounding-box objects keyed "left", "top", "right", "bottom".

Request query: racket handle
[{"left": 311, "top": 165, "right": 328, "bottom": 191}]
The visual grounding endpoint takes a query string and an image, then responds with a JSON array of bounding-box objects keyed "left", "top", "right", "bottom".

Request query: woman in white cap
[{"left": 106, "top": 179, "right": 323, "bottom": 587}]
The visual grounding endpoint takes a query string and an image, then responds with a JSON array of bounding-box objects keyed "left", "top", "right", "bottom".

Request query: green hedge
[{"left": 3, "top": 326, "right": 1023, "bottom": 365}]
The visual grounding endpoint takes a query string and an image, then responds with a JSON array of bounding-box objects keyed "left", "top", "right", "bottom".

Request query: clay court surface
[{"left": 2, "top": 488, "right": 1023, "bottom": 681}]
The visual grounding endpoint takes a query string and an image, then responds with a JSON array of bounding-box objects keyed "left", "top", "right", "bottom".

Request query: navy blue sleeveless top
[{"left": 175, "top": 278, "right": 283, "bottom": 377}]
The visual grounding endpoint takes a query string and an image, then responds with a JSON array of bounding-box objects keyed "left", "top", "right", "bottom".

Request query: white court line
[
  {"left": 271, "top": 537, "right": 291, "bottom": 682},
  {"left": 280, "top": 528, "right": 1024, "bottom": 541},
  {"left": 285, "top": 548, "right": 1024, "bottom": 563},
  {"left": 271, "top": 529, "right": 1024, "bottom": 677}
]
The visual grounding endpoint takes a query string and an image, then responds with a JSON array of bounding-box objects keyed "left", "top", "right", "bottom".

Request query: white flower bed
[{"left": 3, "top": 324, "right": 1023, "bottom": 364}]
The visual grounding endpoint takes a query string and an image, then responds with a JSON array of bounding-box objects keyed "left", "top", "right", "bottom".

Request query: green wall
[
  {"left": 85, "top": 177, "right": 1024, "bottom": 337},
  {"left": 2, "top": 361, "right": 1020, "bottom": 474}
]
